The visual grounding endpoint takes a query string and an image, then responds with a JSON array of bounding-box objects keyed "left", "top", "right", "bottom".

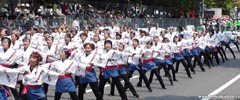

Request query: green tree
[{"left": 205, "top": 0, "right": 240, "bottom": 10}]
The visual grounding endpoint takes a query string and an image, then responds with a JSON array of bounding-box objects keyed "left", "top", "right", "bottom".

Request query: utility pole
[
  {"left": 202, "top": 0, "right": 204, "bottom": 18},
  {"left": 234, "top": 0, "right": 238, "bottom": 19}
]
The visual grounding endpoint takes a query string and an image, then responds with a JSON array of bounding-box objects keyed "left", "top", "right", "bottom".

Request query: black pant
[
  {"left": 237, "top": 26, "right": 240, "bottom": 30},
  {"left": 184, "top": 56, "right": 195, "bottom": 73},
  {"left": 229, "top": 40, "right": 240, "bottom": 51},
  {"left": 219, "top": 46, "right": 228, "bottom": 60},
  {"left": 43, "top": 83, "right": 49, "bottom": 94},
  {"left": 18, "top": 81, "right": 28, "bottom": 100},
  {"left": 110, "top": 74, "right": 138, "bottom": 96},
  {"left": 78, "top": 82, "right": 103, "bottom": 100},
  {"left": 11, "top": 88, "right": 22, "bottom": 100},
  {"left": 201, "top": 50, "right": 214, "bottom": 68},
  {"left": 141, "top": 69, "right": 166, "bottom": 88},
  {"left": 224, "top": 43, "right": 236, "bottom": 59},
  {"left": 167, "top": 64, "right": 177, "bottom": 81},
  {"left": 149, "top": 62, "right": 173, "bottom": 85},
  {"left": 4, "top": 86, "right": 22, "bottom": 100},
  {"left": 99, "top": 75, "right": 128, "bottom": 100},
  {"left": 217, "top": 46, "right": 226, "bottom": 63},
  {"left": 175, "top": 59, "right": 192, "bottom": 78},
  {"left": 212, "top": 50, "right": 220, "bottom": 65},
  {"left": 128, "top": 70, "right": 151, "bottom": 91},
  {"left": 75, "top": 76, "right": 80, "bottom": 86},
  {"left": 54, "top": 92, "right": 79, "bottom": 100},
  {"left": 192, "top": 55, "right": 205, "bottom": 71},
  {"left": 160, "top": 63, "right": 173, "bottom": 84}
]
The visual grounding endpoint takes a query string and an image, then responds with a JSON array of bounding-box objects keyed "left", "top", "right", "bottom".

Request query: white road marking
[
  {"left": 230, "top": 45, "right": 236, "bottom": 48},
  {"left": 86, "top": 75, "right": 139, "bottom": 93},
  {"left": 201, "top": 74, "right": 240, "bottom": 100},
  {"left": 201, "top": 45, "right": 240, "bottom": 100}
]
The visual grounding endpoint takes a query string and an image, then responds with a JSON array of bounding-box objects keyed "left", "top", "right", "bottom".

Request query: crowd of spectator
[{"left": 0, "top": 1, "right": 199, "bottom": 33}]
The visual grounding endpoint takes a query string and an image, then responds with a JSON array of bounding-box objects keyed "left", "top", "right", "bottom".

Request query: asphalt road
[{"left": 9, "top": 46, "right": 240, "bottom": 100}]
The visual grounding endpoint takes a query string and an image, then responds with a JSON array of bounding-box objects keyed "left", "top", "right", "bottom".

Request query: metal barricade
[{"left": 0, "top": 17, "right": 201, "bottom": 32}]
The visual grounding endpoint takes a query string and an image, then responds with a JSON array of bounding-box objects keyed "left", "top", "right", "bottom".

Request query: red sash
[
  {"left": 176, "top": 51, "right": 183, "bottom": 54},
  {"left": 164, "top": 55, "right": 171, "bottom": 59},
  {"left": 192, "top": 46, "right": 198, "bottom": 50},
  {"left": 0, "top": 64, "right": 11, "bottom": 68},
  {"left": 58, "top": 74, "right": 72, "bottom": 79},
  {"left": 143, "top": 59, "right": 154, "bottom": 63},
  {"left": 100, "top": 65, "right": 117, "bottom": 72},
  {"left": 85, "top": 67, "right": 94, "bottom": 72},
  {"left": 105, "top": 65, "right": 117, "bottom": 69},
  {"left": 22, "top": 85, "right": 39, "bottom": 94},
  {"left": 117, "top": 64, "right": 125, "bottom": 68}
]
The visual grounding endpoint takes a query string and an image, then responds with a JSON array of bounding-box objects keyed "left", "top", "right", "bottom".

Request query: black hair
[
  {"left": 23, "top": 36, "right": 31, "bottom": 43},
  {"left": 65, "top": 34, "right": 72, "bottom": 40},
  {"left": 1, "top": 37, "right": 11, "bottom": 48},
  {"left": 119, "top": 43, "right": 125, "bottom": 49},
  {"left": 39, "top": 27, "right": 45, "bottom": 30},
  {"left": 115, "top": 32, "right": 122, "bottom": 38},
  {"left": 33, "top": 27, "right": 38, "bottom": 32},
  {"left": 132, "top": 38, "right": 139, "bottom": 44},
  {"left": 130, "top": 31, "right": 135, "bottom": 36},
  {"left": 162, "top": 37, "right": 169, "bottom": 42},
  {"left": 63, "top": 48, "right": 71, "bottom": 59},
  {"left": 146, "top": 41, "right": 153, "bottom": 45},
  {"left": 178, "top": 26, "right": 184, "bottom": 32},
  {"left": 44, "top": 31, "right": 50, "bottom": 35},
  {"left": 173, "top": 35, "right": 179, "bottom": 43},
  {"left": 83, "top": 43, "right": 95, "bottom": 50},
  {"left": 104, "top": 40, "right": 112, "bottom": 47},
  {"left": 153, "top": 36, "right": 159, "bottom": 39},
  {"left": 46, "top": 36, "right": 54, "bottom": 41},
  {"left": 0, "top": 28, "right": 7, "bottom": 36},
  {"left": 80, "top": 33, "right": 88, "bottom": 37},
  {"left": 139, "top": 30, "right": 146, "bottom": 35},
  {"left": 30, "top": 51, "right": 43, "bottom": 63},
  {"left": 178, "top": 34, "right": 184, "bottom": 39},
  {"left": 71, "top": 29, "right": 78, "bottom": 33},
  {"left": 74, "top": 15, "right": 79, "bottom": 19}
]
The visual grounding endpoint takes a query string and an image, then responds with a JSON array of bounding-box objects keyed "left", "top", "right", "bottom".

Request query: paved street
[{"left": 10, "top": 47, "right": 240, "bottom": 100}]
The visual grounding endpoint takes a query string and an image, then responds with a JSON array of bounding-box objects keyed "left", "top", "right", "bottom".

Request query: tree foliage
[
  {"left": 205, "top": 0, "right": 240, "bottom": 10},
  {"left": 31, "top": 0, "right": 240, "bottom": 11}
]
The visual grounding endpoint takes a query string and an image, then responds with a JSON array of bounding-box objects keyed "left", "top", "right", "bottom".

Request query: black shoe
[
  {"left": 109, "top": 93, "right": 114, "bottom": 96},
  {"left": 192, "top": 71, "right": 196, "bottom": 75},
  {"left": 210, "top": 63, "right": 215, "bottom": 67},
  {"left": 135, "top": 94, "right": 140, "bottom": 98},
  {"left": 201, "top": 69, "right": 206, "bottom": 72},
  {"left": 188, "top": 76, "right": 192, "bottom": 79},
  {"left": 164, "top": 73, "right": 168, "bottom": 77},
  {"left": 107, "top": 79, "right": 112, "bottom": 84},
  {"left": 173, "top": 78, "right": 178, "bottom": 81},
  {"left": 149, "top": 80, "right": 152, "bottom": 84},
  {"left": 148, "top": 88, "right": 152, "bottom": 92},
  {"left": 175, "top": 70, "right": 178, "bottom": 73},
  {"left": 170, "top": 82, "right": 174, "bottom": 86},
  {"left": 225, "top": 58, "right": 228, "bottom": 61},
  {"left": 136, "top": 83, "right": 142, "bottom": 87},
  {"left": 162, "top": 87, "right": 167, "bottom": 89},
  {"left": 124, "top": 86, "right": 128, "bottom": 91},
  {"left": 208, "top": 66, "right": 211, "bottom": 69}
]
